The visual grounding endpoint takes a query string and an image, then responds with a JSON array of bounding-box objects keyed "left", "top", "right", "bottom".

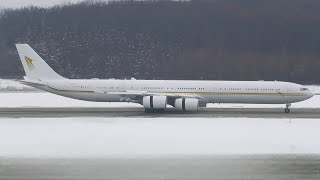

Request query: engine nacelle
[
  {"left": 174, "top": 98, "right": 199, "bottom": 111},
  {"left": 143, "top": 96, "right": 167, "bottom": 109}
]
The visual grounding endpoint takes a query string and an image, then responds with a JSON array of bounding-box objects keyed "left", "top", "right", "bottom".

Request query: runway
[
  {"left": 1, "top": 155, "right": 320, "bottom": 180},
  {"left": 1, "top": 107, "right": 320, "bottom": 118}
]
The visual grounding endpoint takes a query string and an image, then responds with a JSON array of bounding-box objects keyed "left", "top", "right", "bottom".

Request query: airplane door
[
  {"left": 63, "top": 82, "right": 72, "bottom": 90},
  {"left": 284, "top": 83, "right": 291, "bottom": 104}
]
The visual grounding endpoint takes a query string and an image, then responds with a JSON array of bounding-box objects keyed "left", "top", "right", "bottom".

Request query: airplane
[{"left": 16, "top": 44, "right": 314, "bottom": 113}]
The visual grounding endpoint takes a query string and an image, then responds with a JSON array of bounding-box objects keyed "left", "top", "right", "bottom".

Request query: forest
[{"left": 0, "top": 0, "right": 320, "bottom": 83}]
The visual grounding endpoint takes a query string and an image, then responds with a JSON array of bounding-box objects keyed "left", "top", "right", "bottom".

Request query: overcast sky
[{"left": 0, "top": 0, "right": 106, "bottom": 9}]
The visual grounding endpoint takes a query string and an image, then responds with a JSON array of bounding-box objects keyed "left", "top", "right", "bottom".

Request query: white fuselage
[
  {"left": 33, "top": 79, "right": 314, "bottom": 105},
  {"left": 15, "top": 44, "right": 314, "bottom": 112}
]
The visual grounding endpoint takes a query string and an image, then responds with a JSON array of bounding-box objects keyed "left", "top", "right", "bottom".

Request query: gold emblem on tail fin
[{"left": 25, "top": 56, "right": 35, "bottom": 70}]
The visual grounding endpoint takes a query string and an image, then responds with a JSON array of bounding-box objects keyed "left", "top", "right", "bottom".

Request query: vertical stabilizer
[{"left": 16, "top": 44, "right": 65, "bottom": 80}]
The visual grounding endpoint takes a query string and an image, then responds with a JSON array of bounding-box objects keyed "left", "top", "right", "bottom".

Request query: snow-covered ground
[
  {"left": 0, "top": 92, "right": 141, "bottom": 107},
  {"left": 0, "top": 79, "right": 36, "bottom": 91},
  {"left": 0, "top": 117, "right": 319, "bottom": 158}
]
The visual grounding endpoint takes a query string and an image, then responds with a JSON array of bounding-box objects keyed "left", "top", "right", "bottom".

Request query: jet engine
[
  {"left": 143, "top": 96, "right": 167, "bottom": 110},
  {"left": 174, "top": 98, "right": 199, "bottom": 111}
]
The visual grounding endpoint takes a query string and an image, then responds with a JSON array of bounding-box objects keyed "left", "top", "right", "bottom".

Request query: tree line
[{"left": 0, "top": 0, "right": 320, "bottom": 83}]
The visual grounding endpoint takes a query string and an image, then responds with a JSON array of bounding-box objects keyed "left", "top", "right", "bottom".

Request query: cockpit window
[{"left": 300, "top": 88, "right": 309, "bottom": 91}]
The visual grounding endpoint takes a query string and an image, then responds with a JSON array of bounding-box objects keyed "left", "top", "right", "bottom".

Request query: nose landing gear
[{"left": 285, "top": 103, "right": 291, "bottom": 113}]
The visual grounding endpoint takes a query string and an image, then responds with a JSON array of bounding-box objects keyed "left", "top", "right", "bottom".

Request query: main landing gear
[{"left": 285, "top": 103, "right": 291, "bottom": 113}]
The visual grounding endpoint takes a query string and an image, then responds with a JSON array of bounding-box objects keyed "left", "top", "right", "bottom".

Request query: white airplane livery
[{"left": 16, "top": 44, "right": 314, "bottom": 113}]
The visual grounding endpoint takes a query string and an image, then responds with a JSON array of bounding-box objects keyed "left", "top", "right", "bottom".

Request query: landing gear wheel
[
  {"left": 285, "top": 108, "right": 290, "bottom": 113},
  {"left": 285, "top": 103, "right": 291, "bottom": 113}
]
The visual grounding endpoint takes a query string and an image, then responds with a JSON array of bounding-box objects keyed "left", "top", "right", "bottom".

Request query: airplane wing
[
  {"left": 17, "top": 80, "right": 52, "bottom": 92},
  {"left": 106, "top": 90, "right": 203, "bottom": 99},
  {"left": 18, "top": 79, "right": 46, "bottom": 87}
]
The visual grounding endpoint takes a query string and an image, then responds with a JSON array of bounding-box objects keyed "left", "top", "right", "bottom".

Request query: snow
[
  {"left": 0, "top": 117, "right": 319, "bottom": 158},
  {"left": 0, "top": 0, "right": 85, "bottom": 9},
  {"left": 0, "top": 79, "right": 36, "bottom": 91},
  {"left": 0, "top": 92, "right": 142, "bottom": 107}
]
